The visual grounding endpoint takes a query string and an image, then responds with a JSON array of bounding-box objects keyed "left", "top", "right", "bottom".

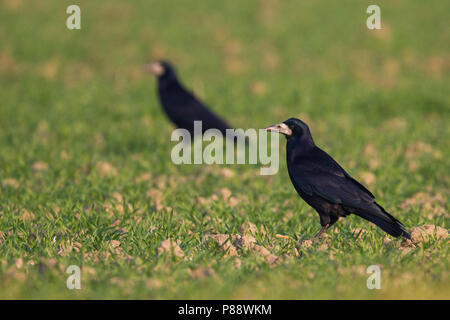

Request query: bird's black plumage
[
  {"left": 148, "top": 61, "right": 231, "bottom": 136},
  {"left": 267, "top": 118, "right": 410, "bottom": 239}
]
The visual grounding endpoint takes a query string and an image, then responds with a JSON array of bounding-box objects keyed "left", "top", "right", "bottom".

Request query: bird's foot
[
  {"left": 312, "top": 224, "right": 330, "bottom": 241},
  {"left": 297, "top": 225, "right": 332, "bottom": 248}
]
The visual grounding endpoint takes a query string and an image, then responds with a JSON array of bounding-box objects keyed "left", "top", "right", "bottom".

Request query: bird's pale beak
[
  {"left": 145, "top": 62, "right": 165, "bottom": 76},
  {"left": 265, "top": 123, "right": 292, "bottom": 136}
]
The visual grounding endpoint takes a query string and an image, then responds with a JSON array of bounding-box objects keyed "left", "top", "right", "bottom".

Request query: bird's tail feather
[{"left": 355, "top": 203, "right": 411, "bottom": 239}]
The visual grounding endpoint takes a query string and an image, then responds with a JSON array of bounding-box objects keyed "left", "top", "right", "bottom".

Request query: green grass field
[{"left": 0, "top": 0, "right": 448, "bottom": 299}]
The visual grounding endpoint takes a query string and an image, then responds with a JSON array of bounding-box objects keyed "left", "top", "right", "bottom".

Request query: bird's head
[
  {"left": 265, "top": 118, "right": 312, "bottom": 140},
  {"left": 145, "top": 60, "right": 177, "bottom": 79}
]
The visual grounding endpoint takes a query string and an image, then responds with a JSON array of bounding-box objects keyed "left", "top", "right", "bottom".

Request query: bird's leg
[{"left": 313, "top": 224, "right": 330, "bottom": 240}]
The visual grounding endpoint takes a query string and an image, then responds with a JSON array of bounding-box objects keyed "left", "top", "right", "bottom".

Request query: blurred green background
[{"left": 0, "top": 0, "right": 448, "bottom": 299}]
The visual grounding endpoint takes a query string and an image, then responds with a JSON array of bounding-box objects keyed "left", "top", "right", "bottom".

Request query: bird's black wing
[
  {"left": 160, "top": 85, "right": 230, "bottom": 133},
  {"left": 288, "top": 147, "right": 373, "bottom": 203},
  {"left": 288, "top": 159, "right": 374, "bottom": 210}
]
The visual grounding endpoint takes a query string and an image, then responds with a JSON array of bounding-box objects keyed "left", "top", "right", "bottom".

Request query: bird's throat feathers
[{"left": 286, "top": 135, "right": 315, "bottom": 161}]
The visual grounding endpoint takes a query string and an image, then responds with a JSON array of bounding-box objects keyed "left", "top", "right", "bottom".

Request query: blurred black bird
[
  {"left": 146, "top": 60, "right": 231, "bottom": 136},
  {"left": 266, "top": 118, "right": 411, "bottom": 239}
]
